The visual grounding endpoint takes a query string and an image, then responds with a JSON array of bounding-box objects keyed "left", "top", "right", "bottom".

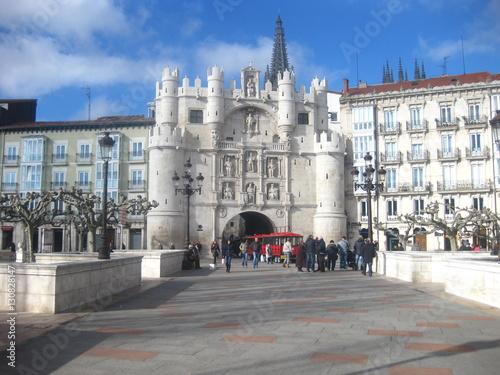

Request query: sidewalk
[{"left": 2, "top": 262, "right": 499, "bottom": 375}]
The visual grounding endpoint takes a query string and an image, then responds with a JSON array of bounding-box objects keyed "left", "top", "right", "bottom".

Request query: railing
[
  {"left": 465, "top": 146, "right": 489, "bottom": 159},
  {"left": 1, "top": 182, "right": 18, "bottom": 192},
  {"left": 463, "top": 115, "right": 488, "bottom": 127},
  {"left": 74, "top": 181, "right": 92, "bottom": 192},
  {"left": 379, "top": 122, "right": 400, "bottom": 135},
  {"left": 128, "top": 152, "right": 145, "bottom": 162},
  {"left": 436, "top": 179, "right": 491, "bottom": 191},
  {"left": 380, "top": 151, "right": 402, "bottom": 164},
  {"left": 76, "top": 153, "right": 92, "bottom": 164},
  {"left": 435, "top": 119, "right": 458, "bottom": 130},
  {"left": 52, "top": 154, "right": 68, "bottom": 164},
  {"left": 128, "top": 180, "right": 146, "bottom": 191},
  {"left": 407, "top": 150, "right": 429, "bottom": 163},
  {"left": 2, "top": 155, "right": 19, "bottom": 165},
  {"left": 393, "top": 183, "right": 432, "bottom": 193},
  {"left": 437, "top": 148, "right": 460, "bottom": 161},
  {"left": 51, "top": 182, "right": 68, "bottom": 190},
  {"left": 405, "top": 120, "right": 428, "bottom": 132}
]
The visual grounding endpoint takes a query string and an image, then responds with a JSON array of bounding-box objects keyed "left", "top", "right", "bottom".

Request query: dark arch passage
[{"left": 222, "top": 211, "right": 274, "bottom": 241}]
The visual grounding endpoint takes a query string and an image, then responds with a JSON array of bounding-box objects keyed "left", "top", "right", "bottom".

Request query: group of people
[{"left": 184, "top": 242, "right": 203, "bottom": 270}]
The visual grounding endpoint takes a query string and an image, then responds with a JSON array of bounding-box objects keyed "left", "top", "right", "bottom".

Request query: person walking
[
  {"left": 222, "top": 239, "right": 235, "bottom": 273},
  {"left": 305, "top": 235, "right": 316, "bottom": 272},
  {"left": 338, "top": 236, "right": 350, "bottom": 269},
  {"left": 326, "top": 240, "right": 338, "bottom": 271},
  {"left": 265, "top": 243, "right": 273, "bottom": 264},
  {"left": 210, "top": 239, "right": 220, "bottom": 265},
  {"left": 282, "top": 238, "right": 292, "bottom": 268},
  {"left": 316, "top": 236, "right": 326, "bottom": 272},
  {"left": 240, "top": 239, "right": 249, "bottom": 268},
  {"left": 353, "top": 236, "right": 365, "bottom": 270},
  {"left": 361, "top": 238, "right": 377, "bottom": 277},
  {"left": 295, "top": 241, "right": 306, "bottom": 272},
  {"left": 251, "top": 238, "right": 261, "bottom": 268}
]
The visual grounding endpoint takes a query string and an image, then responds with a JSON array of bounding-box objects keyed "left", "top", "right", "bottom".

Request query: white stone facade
[{"left": 147, "top": 65, "right": 346, "bottom": 248}]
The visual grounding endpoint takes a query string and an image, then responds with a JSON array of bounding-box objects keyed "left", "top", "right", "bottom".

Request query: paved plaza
[{"left": 2, "top": 262, "right": 499, "bottom": 375}]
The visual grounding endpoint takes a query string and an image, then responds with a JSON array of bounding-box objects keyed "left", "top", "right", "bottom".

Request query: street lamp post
[
  {"left": 98, "top": 132, "right": 115, "bottom": 259},
  {"left": 489, "top": 110, "right": 500, "bottom": 244},
  {"left": 351, "top": 152, "right": 386, "bottom": 240},
  {"left": 172, "top": 159, "right": 204, "bottom": 245}
]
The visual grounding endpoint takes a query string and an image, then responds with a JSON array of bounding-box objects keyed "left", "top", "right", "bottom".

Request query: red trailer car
[{"left": 244, "top": 232, "right": 303, "bottom": 262}]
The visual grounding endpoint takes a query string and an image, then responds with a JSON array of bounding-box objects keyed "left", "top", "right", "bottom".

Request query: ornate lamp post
[
  {"left": 351, "top": 152, "right": 386, "bottom": 240},
  {"left": 489, "top": 110, "right": 500, "bottom": 243},
  {"left": 98, "top": 132, "right": 115, "bottom": 259},
  {"left": 172, "top": 159, "right": 204, "bottom": 245}
]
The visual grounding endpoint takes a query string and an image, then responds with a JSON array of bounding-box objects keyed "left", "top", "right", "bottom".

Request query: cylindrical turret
[
  {"left": 156, "top": 67, "right": 179, "bottom": 128},
  {"left": 312, "top": 77, "right": 329, "bottom": 132},
  {"left": 277, "top": 70, "right": 296, "bottom": 136},
  {"left": 207, "top": 66, "right": 225, "bottom": 129}
]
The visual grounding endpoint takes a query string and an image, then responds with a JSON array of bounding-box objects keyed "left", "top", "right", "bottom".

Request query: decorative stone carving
[
  {"left": 224, "top": 155, "right": 235, "bottom": 176},
  {"left": 267, "top": 183, "right": 279, "bottom": 200},
  {"left": 243, "top": 109, "right": 259, "bottom": 136},
  {"left": 267, "top": 157, "right": 277, "bottom": 177},
  {"left": 211, "top": 129, "right": 220, "bottom": 148},
  {"left": 246, "top": 151, "right": 256, "bottom": 172},
  {"left": 223, "top": 182, "right": 234, "bottom": 200},
  {"left": 245, "top": 183, "right": 256, "bottom": 204}
]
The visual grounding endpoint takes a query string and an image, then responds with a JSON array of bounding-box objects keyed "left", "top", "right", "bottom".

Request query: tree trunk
[{"left": 87, "top": 230, "right": 97, "bottom": 253}]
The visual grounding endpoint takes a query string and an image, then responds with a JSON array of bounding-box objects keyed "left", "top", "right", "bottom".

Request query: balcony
[
  {"left": 52, "top": 153, "right": 68, "bottom": 165},
  {"left": 128, "top": 180, "right": 146, "bottom": 191},
  {"left": 76, "top": 153, "right": 92, "bottom": 164},
  {"left": 382, "top": 182, "right": 432, "bottom": 195},
  {"left": 51, "top": 182, "right": 68, "bottom": 191},
  {"left": 407, "top": 150, "right": 429, "bottom": 163},
  {"left": 435, "top": 118, "right": 458, "bottom": 130},
  {"left": 463, "top": 115, "right": 488, "bottom": 128},
  {"left": 465, "top": 146, "right": 490, "bottom": 160},
  {"left": 405, "top": 120, "right": 428, "bottom": 133},
  {"left": 74, "top": 181, "right": 92, "bottom": 192},
  {"left": 3, "top": 155, "right": 19, "bottom": 166},
  {"left": 379, "top": 122, "right": 401, "bottom": 135},
  {"left": 380, "top": 151, "right": 402, "bottom": 165},
  {"left": 1, "top": 182, "right": 18, "bottom": 192},
  {"left": 128, "top": 152, "right": 146, "bottom": 163},
  {"left": 437, "top": 148, "right": 460, "bottom": 161},
  {"left": 436, "top": 179, "right": 492, "bottom": 193}
]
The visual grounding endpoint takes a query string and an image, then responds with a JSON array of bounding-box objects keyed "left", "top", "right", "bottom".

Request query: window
[
  {"left": 7, "top": 146, "right": 17, "bottom": 162},
  {"left": 132, "top": 142, "right": 143, "bottom": 157},
  {"left": 470, "top": 133, "right": 482, "bottom": 152},
  {"left": 410, "top": 107, "right": 422, "bottom": 126},
  {"left": 411, "top": 143, "right": 423, "bottom": 159},
  {"left": 441, "top": 135, "right": 454, "bottom": 156},
  {"left": 55, "top": 145, "right": 66, "bottom": 159},
  {"left": 54, "top": 172, "right": 65, "bottom": 188},
  {"left": 385, "top": 142, "right": 396, "bottom": 159},
  {"left": 469, "top": 104, "right": 480, "bottom": 122},
  {"left": 384, "top": 110, "right": 395, "bottom": 128},
  {"left": 386, "top": 168, "right": 397, "bottom": 191},
  {"left": 80, "top": 144, "right": 90, "bottom": 158},
  {"left": 22, "top": 138, "right": 44, "bottom": 162},
  {"left": 440, "top": 106, "right": 452, "bottom": 124},
  {"left": 4, "top": 173, "right": 16, "bottom": 190},
  {"left": 473, "top": 197, "right": 484, "bottom": 210},
  {"left": 387, "top": 200, "right": 398, "bottom": 219},
  {"left": 97, "top": 134, "right": 119, "bottom": 160},
  {"left": 78, "top": 171, "right": 90, "bottom": 189},
  {"left": 96, "top": 161, "right": 118, "bottom": 189},
  {"left": 444, "top": 198, "right": 455, "bottom": 219},
  {"left": 328, "top": 112, "right": 338, "bottom": 122},
  {"left": 413, "top": 199, "right": 424, "bottom": 215},
  {"left": 360, "top": 201, "right": 367, "bottom": 219},
  {"left": 298, "top": 113, "right": 309, "bottom": 124},
  {"left": 412, "top": 167, "right": 424, "bottom": 189},
  {"left": 189, "top": 109, "right": 203, "bottom": 123},
  {"left": 352, "top": 106, "right": 373, "bottom": 130},
  {"left": 21, "top": 164, "right": 42, "bottom": 190},
  {"left": 131, "top": 170, "right": 143, "bottom": 189},
  {"left": 353, "top": 136, "right": 373, "bottom": 160},
  {"left": 53, "top": 198, "right": 64, "bottom": 214},
  {"left": 442, "top": 165, "right": 456, "bottom": 189},
  {"left": 492, "top": 94, "right": 500, "bottom": 115},
  {"left": 471, "top": 163, "right": 484, "bottom": 188}
]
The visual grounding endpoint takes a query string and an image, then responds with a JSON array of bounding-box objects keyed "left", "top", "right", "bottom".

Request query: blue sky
[{"left": 1, "top": 0, "right": 499, "bottom": 121}]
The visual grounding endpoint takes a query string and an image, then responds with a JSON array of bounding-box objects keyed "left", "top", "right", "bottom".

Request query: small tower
[
  {"left": 277, "top": 70, "right": 296, "bottom": 139},
  {"left": 264, "top": 15, "right": 290, "bottom": 90},
  {"left": 207, "top": 65, "right": 225, "bottom": 136}
]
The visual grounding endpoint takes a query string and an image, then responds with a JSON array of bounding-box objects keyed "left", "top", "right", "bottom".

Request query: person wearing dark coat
[
  {"left": 353, "top": 236, "right": 365, "bottom": 270},
  {"left": 361, "top": 238, "right": 377, "bottom": 277},
  {"left": 326, "top": 240, "right": 338, "bottom": 271},
  {"left": 222, "top": 240, "right": 235, "bottom": 273},
  {"left": 304, "top": 235, "right": 316, "bottom": 272},
  {"left": 316, "top": 237, "right": 327, "bottom": 272},
  {"left": 295, "top": 241, "right": 306, "bottom": 272}
]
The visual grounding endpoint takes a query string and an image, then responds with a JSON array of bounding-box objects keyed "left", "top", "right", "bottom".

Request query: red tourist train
[{"left": 243, "top": 232, "right": 303, "bottom": 260}]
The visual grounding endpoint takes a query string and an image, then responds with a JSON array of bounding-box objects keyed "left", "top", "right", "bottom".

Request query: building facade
[{"left": 341, "top": 72, "right": 500, "bottom": 251}]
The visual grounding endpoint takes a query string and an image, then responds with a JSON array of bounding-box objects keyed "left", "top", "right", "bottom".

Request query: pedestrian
[
  {"left": 222, "top": 239, "right": 234, "bottom": 273},
  {"left": 338, "top": 236, "right": 350, "bottom": 269},
  {"left": 240, "top": 239, "right": 249, "bottom": 268},
  {"left": 265, "top": 243, "right": 273, "bottom": 264},
  {"left": 295, "top": 241, "right": 306, "bottom": 272},
  {"left": 361, "top": 238, "right": 377, "bottom": 277},
  {"left": 251, "top": 238, "right": 261, "bottom": 268},
  {"left": 282, "top": 238, "right": 292, "bottom": 268},
  {"left": 326, "top": 240, "right": 338, "bottom": 271},
  {"left": 190, "top": 244, "right": 201, "bottom": 269},
  {"left": 316, "top": 236, "right": 326, "bottom": 272},
  {"left": 10, "top": 242, "right": 15, "bottom": 252},
  {"left": 353, "top": 236, "right": 364, "bottom": 269},
  {"left": 305, "top": 235, "right": 316, "bottom": 272},
  {"left": 395, "top": 242, "right": 404, "bottom": 251},
  {"left": 210, "top": 239, "right": 220, "bottom": 265},
  {"left": 411, "top": 242, "right": 421, "bottom": 251}
]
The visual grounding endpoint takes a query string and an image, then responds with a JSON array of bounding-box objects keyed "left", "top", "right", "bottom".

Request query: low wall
[
  {"left": 376, "top": 251, "right": 500, "bottom": 308},
  {"left": 0, "top": 256, "right": 142, "bottom": 313},
  {"left": 36, "top": 249, "right": 185, "bottom": 278}
]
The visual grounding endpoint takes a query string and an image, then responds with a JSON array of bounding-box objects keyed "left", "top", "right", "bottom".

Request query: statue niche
[
  {"left": 246, "top": 151, "right": 256, "bottom": 173},
  {"left": 222, "top": 182, "right": 235, "bottom": 200},
  {"left": 267, "top": 183, "right": 279, "bottom": 201},
  {"left": 243, "top": 109, "right": 259, "bottom": 136},
  {"left": 245, "top": 182, "right": 256, "bottom": 204},
  {"left": 223, "top": 155, "right": 235, "bottom": 177}
]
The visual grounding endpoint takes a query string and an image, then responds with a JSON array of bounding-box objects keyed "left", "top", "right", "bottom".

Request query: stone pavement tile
[
  {"left": 220, "top": 334, "right": 277, "bottom": 343},
  {"left": 449, "top": 315, "right": 496, "bottom": 321},
  {"left": 389, "top": 365, "right": 453, "bottom": 375},
  {"left": 92, "top": 327, "right": 150, "bottom": 335},
  {"left": 417, "top": 322, "right": 460, "bottom": 328},
  {"left": 397, "top": 304, "right": 437, "bottom": 309},
  {"left": 369, "top": 329, "right": 423, "bottom": 337},
  {"left": 405, "top": 342, "right": 477, "bottom": 352},
  {"left": 310, "top": 352, "right": 369, "bottom": 364},
  {"left": 327, "top": 307, "right": 369, "bottom": 313},
  {"left": 293, "top": 317, "right": 341, "bottom": 324},
  {"left": 202, "top": 323, "right": 245, "bottom": 329}
]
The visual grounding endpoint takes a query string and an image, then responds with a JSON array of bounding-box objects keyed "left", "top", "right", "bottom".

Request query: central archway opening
[{"left": 222, "top": 211, "right": 274, "bottom": 242}]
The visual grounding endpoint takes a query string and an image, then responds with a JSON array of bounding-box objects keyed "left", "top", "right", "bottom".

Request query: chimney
[{"left": 343, "top": 78, "right": 349, "bottom": 94}]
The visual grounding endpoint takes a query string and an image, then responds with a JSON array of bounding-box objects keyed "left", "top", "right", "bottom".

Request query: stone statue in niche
[
  {"left": 267, "top": 158, "right": 277, "bottom": 178},
  {"left": 245, "top": 183, "right": 256, "bottom": 204},
  {"left": 247, "top": 151, "right": 256, "bottom": 172},
  {"left": 268, "top": 184, "right": 279, "bottom": 200},
  {"left": 224, "top": 156, "right": 234, "bottom": 176},
  {"left": 223, "top": 182, "right": 234, "bottom": 200},
  {"left": 246, "top": 77, "right": 255, "bottom": 97},
  {"left": 211, "top": 130, "right": 220, "bottom": 148},
  {"left": 244, "top": 111, "right": 259, "bottom": 136}
]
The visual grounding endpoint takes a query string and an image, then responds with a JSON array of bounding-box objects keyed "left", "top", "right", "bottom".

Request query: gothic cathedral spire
[{"left": 265, "top": 15, "right": 290, "bottom": 90}]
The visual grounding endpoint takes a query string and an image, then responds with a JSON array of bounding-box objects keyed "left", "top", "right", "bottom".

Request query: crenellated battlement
[
  {"left": 277, "top": 70, "right": 295, "bottom": 84},
  {"left": 207, "top": 65, "right": 225, "bottom": 80},
  {"left": 313, "top": 131, "right": 345, "bottom": 153}
]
